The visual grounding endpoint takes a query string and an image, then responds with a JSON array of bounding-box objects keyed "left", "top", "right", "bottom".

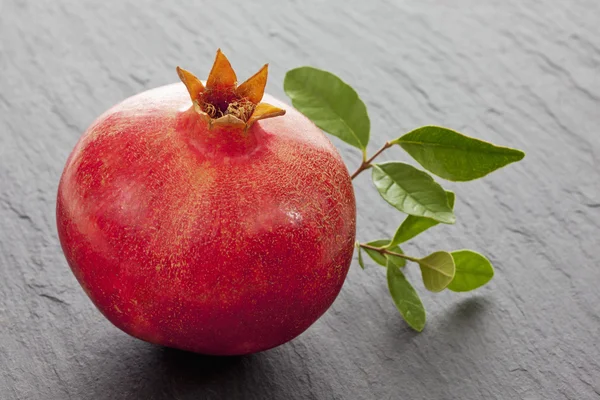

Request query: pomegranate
[{"left": 56, "top": 50, "right": 356, "bottom": 355}]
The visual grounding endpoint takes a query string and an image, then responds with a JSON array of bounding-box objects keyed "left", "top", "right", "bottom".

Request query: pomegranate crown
[{"left": 177, "top": 49, "right": 285, "bottom": 130}]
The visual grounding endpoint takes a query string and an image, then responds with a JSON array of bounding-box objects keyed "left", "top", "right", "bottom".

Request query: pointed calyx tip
[{"left": 177, "top": 50, "right": 285, "bottom": 130}]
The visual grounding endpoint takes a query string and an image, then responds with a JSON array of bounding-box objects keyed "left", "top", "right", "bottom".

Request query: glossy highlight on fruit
[{"left": 56, "top": 50, "right": 356, "bottom": 355}]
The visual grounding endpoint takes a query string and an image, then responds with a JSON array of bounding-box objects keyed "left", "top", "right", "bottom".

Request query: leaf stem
[
  {"left": 351, "top": 142, "right": 393, "bottom": 180},
  {"left": 359, "top": 243, "right": 420, "bottom": 263}
]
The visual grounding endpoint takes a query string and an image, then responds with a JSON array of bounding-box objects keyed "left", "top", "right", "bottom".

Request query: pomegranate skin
[{"left": 56, "top": 83, "right": 356, "bottom": 355}]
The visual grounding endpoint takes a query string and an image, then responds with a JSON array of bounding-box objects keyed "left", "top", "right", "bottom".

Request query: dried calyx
[{"left": 177, "top": 50, "right": 285, "bottom": 130}]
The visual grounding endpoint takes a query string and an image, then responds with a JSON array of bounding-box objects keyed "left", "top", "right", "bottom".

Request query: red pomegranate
[{"left": 56, "top": 50, "right": 356, "bottom": 355}]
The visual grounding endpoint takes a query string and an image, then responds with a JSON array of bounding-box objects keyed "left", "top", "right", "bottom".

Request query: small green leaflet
[
  {"left": 448, "top": 250, "right": 494, "bottom": 292},
  {"left": 419, "top": 251, "right": 455, "bottom": 292},
  {"left": 284, "top": 67, "right": 370, "bottom": 151},
  {"left": 372, "top": 162, "right": 455, "bottom": 224},
  {"left": 363, "top": 240, "right": 406, "bottom": 268},
  {"left": 387, "top": 261, "right": 426, "bottom": 332},
  {"left": 388, "top": 191, "right": 455, "bottom": 248},
  {"left": 356, "top": 242, "right": 365, "bottom": 270},
  {"left": 392, "top": 126, "right": 525, "bottom": 182}
]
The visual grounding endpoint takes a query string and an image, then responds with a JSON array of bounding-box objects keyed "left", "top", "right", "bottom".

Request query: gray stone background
[{"left": 1, "top": 1, "right": 599, "bottom": 399}]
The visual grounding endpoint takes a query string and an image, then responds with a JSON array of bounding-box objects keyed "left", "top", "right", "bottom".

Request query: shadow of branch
[
  {"left": 441, "top": 296, "right": 492, "bottom": 324},
  {"left": 383, "top": 295, "right": 494, "bottom": 352}
]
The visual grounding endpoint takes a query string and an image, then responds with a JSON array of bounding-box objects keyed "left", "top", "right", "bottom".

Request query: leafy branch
[{"left": 284, "top": 66, "right": 524, "bottom": 331}]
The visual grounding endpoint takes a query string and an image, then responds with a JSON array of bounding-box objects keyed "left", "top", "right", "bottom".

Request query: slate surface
[{"left": 1, "top": 1, "right": 599, "bottom": 399}]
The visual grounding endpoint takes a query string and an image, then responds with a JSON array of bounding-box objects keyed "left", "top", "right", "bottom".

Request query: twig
[
  {"left": 350, "top": 142, "right": 392, "bottom": 180},
  {"left": 359, "top": 243, "right": 420, "bottom": 263}
]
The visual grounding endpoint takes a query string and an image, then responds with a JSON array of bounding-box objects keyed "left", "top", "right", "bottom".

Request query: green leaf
[
  {"left": 356, "top": 242, "right": 365, "bottom": 270},
  {"left": 448, "top": 250, "right": 495, "bottom": 292},
  {"left": 418, "top": 251, "right": 456, "bottom": 292},
  {"left": 284, "top": 67, "right": 370, "bottom": 151},
  {"left": 372, "top": 162, "right": 455, "bottom": 224},
  {"left": 364, "top": 240, "right": 406, "bottom": 268},
  {"left": 392, "top": 126, "right": 525, "bottom": 182},
  {"left": 387, "top": 261, "right": 426, "bottom": 332},
  {"left": 388, "top": 191, "right": 455, "bottom": 247}
]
